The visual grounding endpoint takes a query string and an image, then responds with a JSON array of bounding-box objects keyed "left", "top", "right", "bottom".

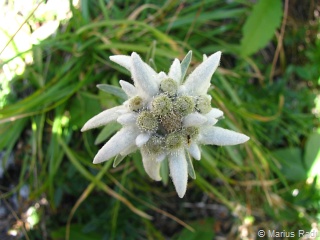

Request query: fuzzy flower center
[
  {"left": 137, "top": 111, "right": 158, "bottom": 132},
  {"left": 159, "top": 111, "right": 182, "bottom": 134},
  {"left": 135, "top": 79, "right": 205, "bottom": 154}
]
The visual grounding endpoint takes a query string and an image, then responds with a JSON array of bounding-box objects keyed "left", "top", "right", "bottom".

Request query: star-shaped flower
[{"left": 81, "top": 51, "right": 249, "bottom": 198}]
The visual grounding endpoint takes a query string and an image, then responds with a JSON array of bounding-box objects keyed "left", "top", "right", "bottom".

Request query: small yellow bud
[
  {"left": 137, "top": 111, "right": 158, "bottom": 132},
  {"left": 183, "top": 126, "right": 199, "bottom": 143},
  {"left": 165, "top": 132, "right": 184, "bottom": 150},
  {"left": 146, "top": 136, "right": 164, "bottom": 154},
  {"left": 195, "top": 95, "right": 211, "bottom": 114},
  {"left": 160, "top": 78, "right": 178, "bottom": 96},
  {"left": 151, "top": 95, "right": 173, "bottom": 116},
  {"left": 129, "top": 96, "right": 144, "bottom": 111},
  {"left": 174, "top": 96, "right": 195, "bottom": 116}
]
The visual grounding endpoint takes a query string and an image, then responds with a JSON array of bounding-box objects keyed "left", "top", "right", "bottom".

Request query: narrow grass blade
[{"left": 58, "top": 137, "right": 153, "bottom": 220}]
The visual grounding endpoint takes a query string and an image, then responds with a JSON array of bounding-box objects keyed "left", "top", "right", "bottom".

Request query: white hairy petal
[
  {"left": 156, "top": 153, "right": 166, "bottom": 162},
  {"left": 199, "top": 126, "right": 250, "bottom": 146},
  {"left": 110, "top": 55, "right": 131, "bottom": 71},
  {"left": 155, "top": 71, "right": 167, "bottom": 86},
  {"left": 169, "top": 149, "right": 188, "bottom": 198},
  {"left": 183, "top": 51, "right": 221, "bottom": 95},
  {"left": 119, "top": 80, "right": 138, "bottom": 97},
  {"left": 168, "top": 58, "right": 182, "bottom": 84},
  {"left": 117, "top": 112, "right": 137, "bottom": 125},
  {"left": 183, "top": 113, "right": 207, "bottom": 127},
  {"left": 116, "top": 108, "right": 129, "bottom": 114},
  {"left": 188, "top": 142, "right": 201, "bottom": 160},
  {"left": 177, "top": 85, "right": 187, "bottom": 95},
  {"left": 93, "top": 127, "right": 139, "bottom": 164},
  {"left": 141, "top": 147, "right": 162, "bottom": 181},
  {"left": 120, "top": 144, "right": 138, "bottom": 156},
  {"left": 204, "top": 108, "right": 223, "bottom": 125},
  {"left": 205, "top": 117, "right": 218, "bottom": 126},
  {"left": 206, "top": 108, "right": 223, "bottom": 119},
  {"left": 110, "top": 54, "right": 158, "bottom": 88},
  {"left": 131, "top": 52, "right": 158, "bottom": 97},
  {"left": 136, "top": 133, "right": 151, "bottom": 147},
  {"left": 158, "top": 71, "right": 167, "bottom": 80},
  {"left": 81, "top": 106, "right": 124, "bottom": 131}
]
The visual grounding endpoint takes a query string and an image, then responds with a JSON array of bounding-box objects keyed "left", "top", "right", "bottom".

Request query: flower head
[{"left": 81, "top": 51, "right": 249, "bottom": 198}]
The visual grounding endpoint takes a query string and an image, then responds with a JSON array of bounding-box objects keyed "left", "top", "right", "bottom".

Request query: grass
[{"left": 0, "top": 0, "right": 319, "bottom": 239}]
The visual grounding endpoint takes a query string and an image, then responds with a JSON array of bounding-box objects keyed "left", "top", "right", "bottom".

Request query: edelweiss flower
[{"left": 81, "top": 51, "right": 249, "bottom": 198}]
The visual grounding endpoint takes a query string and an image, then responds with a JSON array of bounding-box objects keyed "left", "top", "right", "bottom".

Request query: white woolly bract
[
  {"left": 199, "top": 126, "right": 250, "bottom": 146},
  {"left": 81, "top": 106, "right": 125, "bottom": 131},
  {"left": 169, "top": 149, "right": 188, "bottom": 198},
  {"left": 93, "top": 126, "right": 139, "bottom": 164}
]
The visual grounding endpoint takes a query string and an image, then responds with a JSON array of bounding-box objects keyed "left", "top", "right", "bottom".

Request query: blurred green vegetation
[{"left": 0, "top": 0, "right": 319, "bottom": 239}]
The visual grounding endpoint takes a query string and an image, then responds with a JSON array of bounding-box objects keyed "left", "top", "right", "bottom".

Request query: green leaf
[
  {"left": 240, "top": 0, "right": 282, "bottom": 56},
  {"left": 113, "top": 154, "right": 126, "bottom": 168},
  {"left": 181, "top": 51, "right": 192, "bottom": 81},
  {"left": 0, "top": 119, "right": 27, "bottom": 168},
  {"left": 273, "top": 148, "right": 306, "bottom": 181},
  {"left": 225, "top": 146, "right": 243, "bottom": 165},
  {"left": 174, "top": 218, "right": 215, "bottom": 240},
  {"left": 160, "top": 158, "right": 169, "bottom": 186},
  {"left": 69, "top": 93, "right": 101, "bottom": 128},
  {"left": 51, "top": 224, "right": 102, "bottom": 240},
  {"left": 146, "top": 40, "right": 157, "bottom": 66},
  {"left": 0, "top": 119, "right": 27, "bottom": 151},
  {"left": 304, "top": 132, "right": 320, "bottom": 178},
  {"left": 94, "top": 122, "right": 121, "bottom": 145},
  {"left": 148, "top": 59, "right": 157, "bottom": 72},
  {"left": 96, "top": 84, "right": 127, "bottom": 100},
  {"left": 186, "top": 152, "right": 196, "bottom": 179}
]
